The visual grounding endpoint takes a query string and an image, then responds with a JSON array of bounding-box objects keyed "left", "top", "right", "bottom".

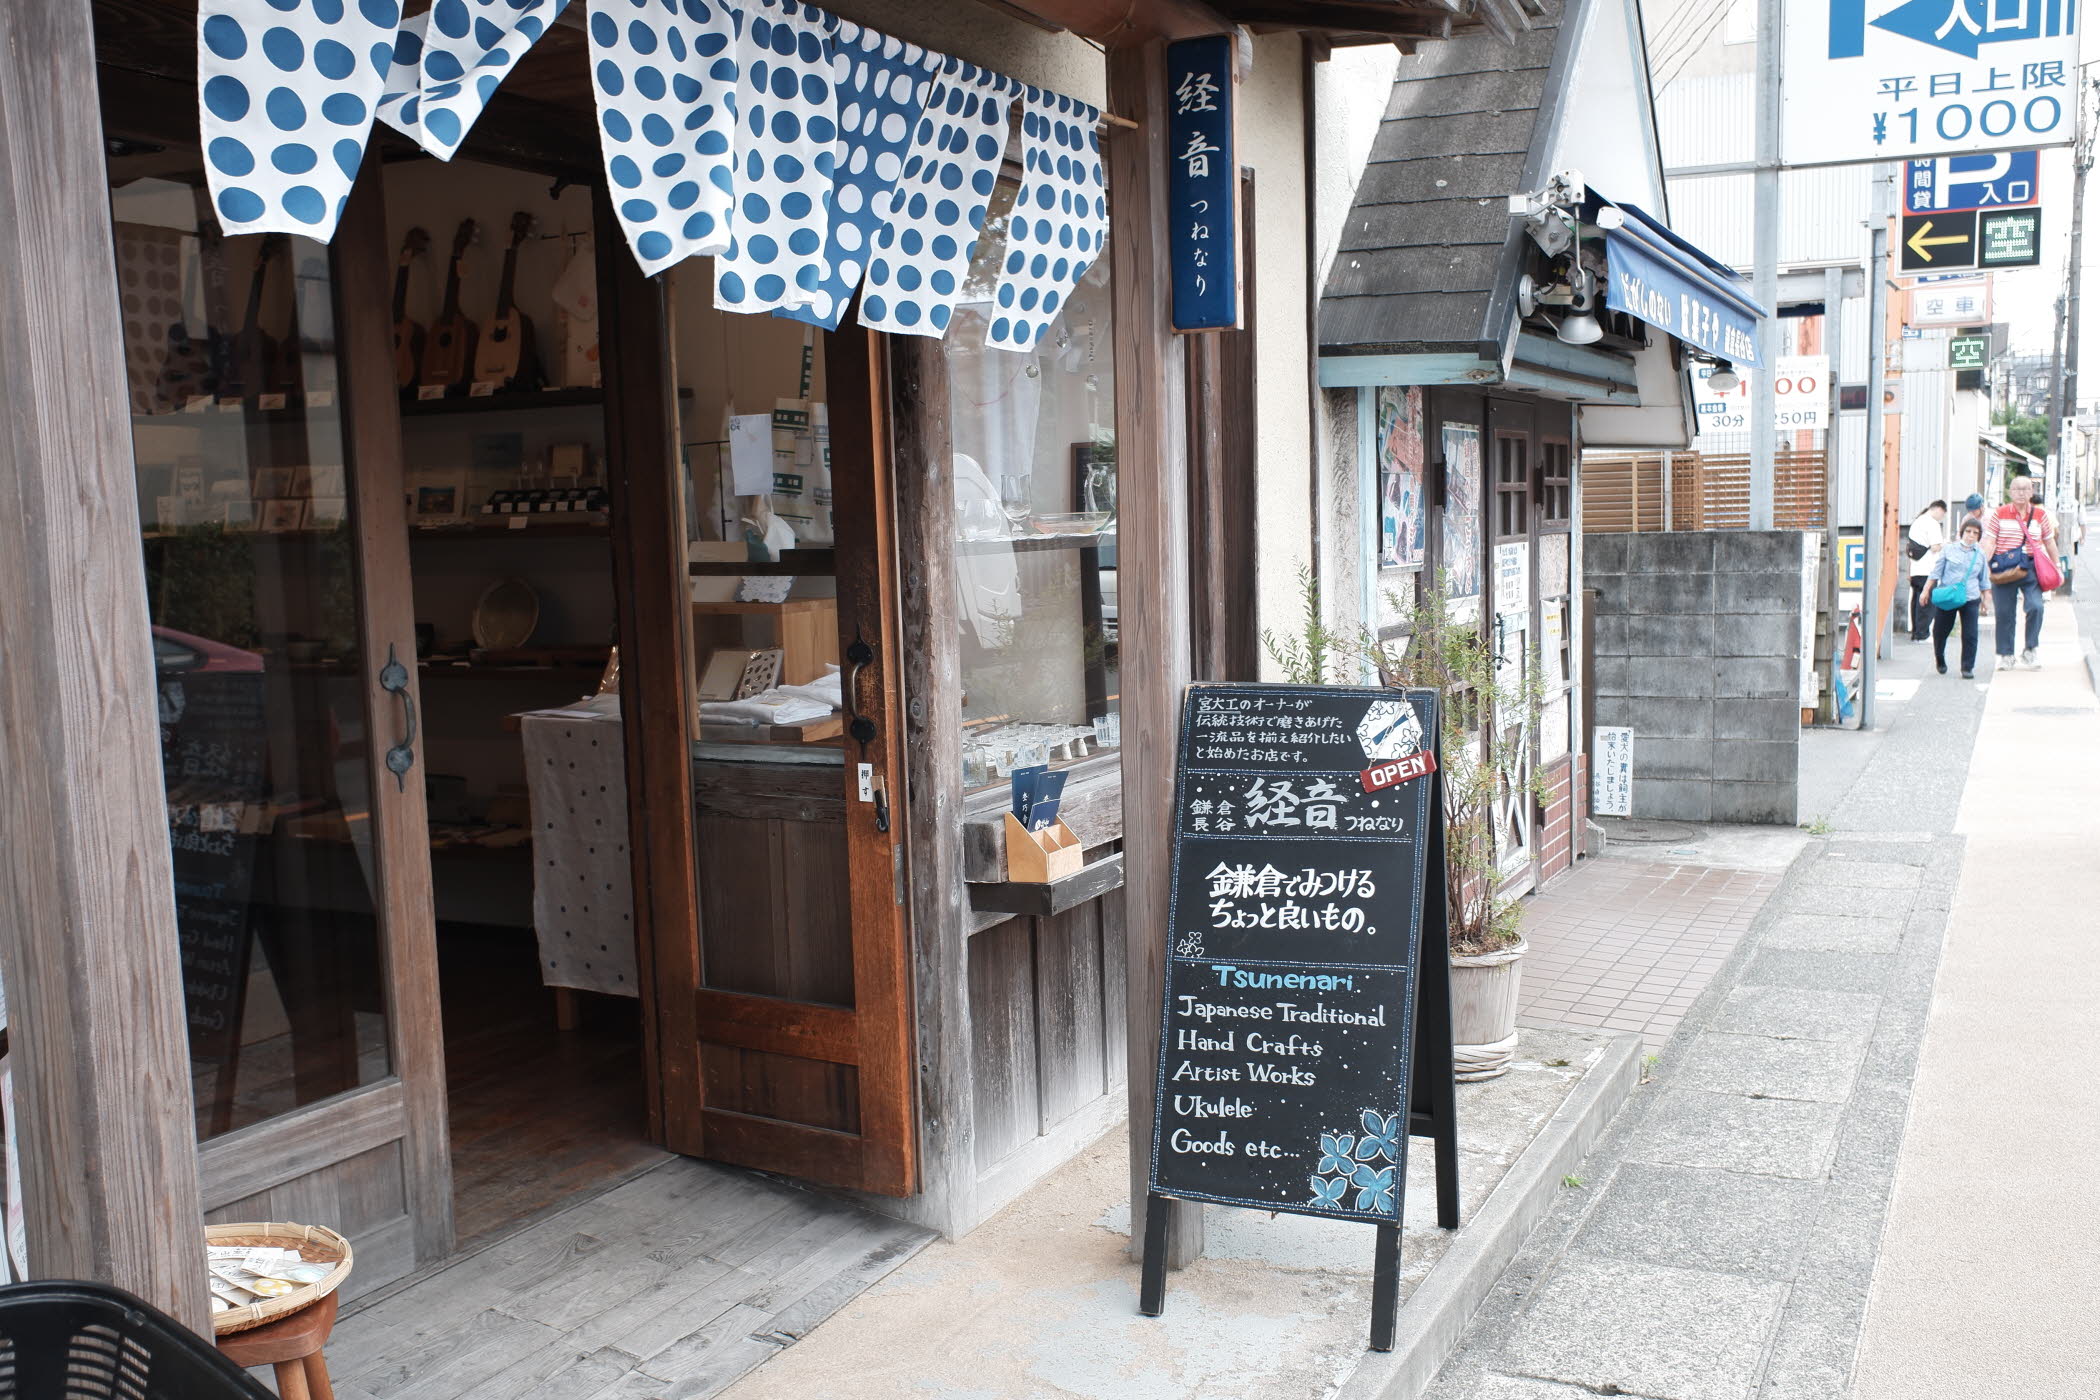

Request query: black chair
[{"left": 0, "top": 1281, "right": 274, "bottom": 1400}]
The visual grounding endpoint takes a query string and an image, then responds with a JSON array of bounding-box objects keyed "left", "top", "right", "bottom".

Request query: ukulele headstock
[
  {"left": 450, "top": 218, "right": 479, "bottom": 265},
  {"left": 400, "top": 226, "right": 431, "bottom": 266},
  {"left": 508, "top": 211, "right": 535, "bottom": 246}
]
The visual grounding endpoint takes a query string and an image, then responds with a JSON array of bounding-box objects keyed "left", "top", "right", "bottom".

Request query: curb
[{"left": 1335, "top": 1030, "right": 1644, "bottom": 1400}]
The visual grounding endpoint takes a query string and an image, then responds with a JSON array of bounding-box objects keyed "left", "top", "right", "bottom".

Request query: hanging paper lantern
[
  {"left": 774, "top": 20, "right": 937, "bottom": 332},
  {"left": 197, "top": 0, "right": 402, "bottom": 239},
  {"left": 587, "top": 0, "right": 742, "bottom": 276},
  {"left": 857, "top": 60, "right": 1017, "bottom": 338},
  {"left": 985, "top": 89, "right": 1107, "bottom": 354}
]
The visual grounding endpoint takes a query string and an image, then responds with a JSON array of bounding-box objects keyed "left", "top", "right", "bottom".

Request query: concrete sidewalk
[
  {"left": 1421, "top": 623, "right": 1988, "bottom": 1400},
  {"left": 1852, "top": 605, "right": 2100, "bottom": 1398}
]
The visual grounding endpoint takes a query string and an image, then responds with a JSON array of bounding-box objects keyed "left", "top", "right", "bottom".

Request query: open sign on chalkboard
[{"left": 1139, "top": 683, "right": 1458, "bottom": 1352}]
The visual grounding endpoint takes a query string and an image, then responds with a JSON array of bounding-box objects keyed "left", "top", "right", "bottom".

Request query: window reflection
[{"left": 944, "top": 180, "right": 1118, "bottom": 793}]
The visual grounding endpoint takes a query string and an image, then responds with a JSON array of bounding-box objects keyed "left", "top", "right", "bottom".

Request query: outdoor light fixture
[
  {"left": 1706, "top": 361, "right": 1741, "bottom": 392},
  {"left": 1555, "top": 266, "right": 1604, "bottom": 345}
]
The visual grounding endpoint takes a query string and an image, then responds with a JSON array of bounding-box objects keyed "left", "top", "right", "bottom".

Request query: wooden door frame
[
  {"left": 601, "top": 232, "right": 921, "bottom": 1197},
  {"left": 0, "top": 0, "right": 208, "bottom": 1326},
  {"left": 194, "top": 158, "right": 456, "bottom": 1262}
]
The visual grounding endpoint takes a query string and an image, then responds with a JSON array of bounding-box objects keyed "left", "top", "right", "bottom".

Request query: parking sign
[{"left": 1905, "top": 151, "right": 2040, "bottom": 214}]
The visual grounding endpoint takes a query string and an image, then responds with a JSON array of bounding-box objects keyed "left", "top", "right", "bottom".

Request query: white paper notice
[{"left": 729, "top": 413, "right": 775, "bottom": 497}]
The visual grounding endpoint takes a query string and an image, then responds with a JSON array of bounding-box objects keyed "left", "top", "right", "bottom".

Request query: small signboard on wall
[
  {"left": 1593, "top": 725, "right": 1634, "bottom": 816},
  {"left": 1165, "top": 34, "right": 1241, "bottom": 331}
]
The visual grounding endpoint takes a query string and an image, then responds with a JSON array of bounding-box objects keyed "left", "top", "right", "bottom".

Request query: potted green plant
[{"left": 1265, "top": 569, "right": 1544, "bottom": 1080}]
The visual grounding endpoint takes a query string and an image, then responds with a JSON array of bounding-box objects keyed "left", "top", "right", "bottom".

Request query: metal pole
[
  {"left": 1749, "top": 0, "right": 1783, "bottom": 530},
  {"left": 1862, "top": 195, "right": 1890, "bottom": 731},
  {"left": 2061, "top": 79, "right": 2092, "bottom": 461},
  {"left": 1823, "top": 265, "right": 1845, "bottom": 723}
]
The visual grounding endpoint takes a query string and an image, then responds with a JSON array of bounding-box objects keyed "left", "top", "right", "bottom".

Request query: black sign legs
[
  {"left": 1369, "top": 1223, "right": 1402, "bottom": 1352},
  {"left": 1137, "top": 1191, "right": 1172, "bottom": 1318},
  {"left": 1414, "top": 793, "right": 1462, "bottom": 1231}
]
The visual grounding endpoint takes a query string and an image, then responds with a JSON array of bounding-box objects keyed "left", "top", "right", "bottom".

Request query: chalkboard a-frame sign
[{"left": 1140, "top": 682, "right": 1459, "bottom": 1352}]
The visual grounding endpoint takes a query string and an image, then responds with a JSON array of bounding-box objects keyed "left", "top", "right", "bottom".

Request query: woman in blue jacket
[{"left": 1927, "top": 517, "right": 1991, "bottom": 678}]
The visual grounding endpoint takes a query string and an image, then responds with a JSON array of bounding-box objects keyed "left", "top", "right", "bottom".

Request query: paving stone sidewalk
[{"left": 1424, "top": 637, "right": 1982, "bottom": 1400}]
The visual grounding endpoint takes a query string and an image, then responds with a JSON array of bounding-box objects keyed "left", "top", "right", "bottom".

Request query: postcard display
[{"left": 1141, "top": 683, "right": 1458, "bottom": 1352}]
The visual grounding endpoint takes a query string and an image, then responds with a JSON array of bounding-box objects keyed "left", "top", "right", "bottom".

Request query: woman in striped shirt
[{"left": 1987, "top": 474, "right": 2059, "bottom": 670}]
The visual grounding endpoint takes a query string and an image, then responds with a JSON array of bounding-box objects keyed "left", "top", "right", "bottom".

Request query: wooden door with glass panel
[
  {"left": 646, "top": 292, "right": 916, "bottom": 1197},
  {"left": 105, "top": 102, "right": 452, "bottom": 1289}
]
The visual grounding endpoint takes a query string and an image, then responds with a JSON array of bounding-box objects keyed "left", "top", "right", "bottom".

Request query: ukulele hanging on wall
[
  {"left": 473, "top": 212, "right": 543, "bottom": 393},
  {"left": 391, "top": 227, "right": 430, "bottom": 390},
  {"left": 419, "top": 218, "right": 479, "bottom": 394}
]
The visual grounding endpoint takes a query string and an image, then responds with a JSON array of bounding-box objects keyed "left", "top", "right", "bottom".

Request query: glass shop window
[{"left": 943, "top": 179, "right": 1117, "bottom": 794}]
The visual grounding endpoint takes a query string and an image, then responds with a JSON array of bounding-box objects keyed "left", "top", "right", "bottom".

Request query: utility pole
[
  {"left": 1862, "top": 173, "right": 1892, "bottom": 731},
  {"left": 1749, "top": 0, "right": 1783, "bottom": 529},
  {"left": 1822, "top": 264, "right": 1845, "bottom": 724},
  {"left": 2049, "top": 77, "right": 2096, "bottom": 463}
]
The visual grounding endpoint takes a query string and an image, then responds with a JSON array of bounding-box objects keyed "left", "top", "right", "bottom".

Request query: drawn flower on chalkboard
[
  {"left": 1350, "top": 1163, "right": 1396, "bottom": 1214},
  {"left": 1175, "top": 931, "right": 1206, "bottom": 958},
  {"left": 1355, "top": 1109, "right": 1403, "bottom": 1164},
  {"left": 1316, "top": 1132, "right": 1357, "bottom": 1175},
  {"left": 1308, "top": 1174, "right": 1350, "bottom": 1209}
]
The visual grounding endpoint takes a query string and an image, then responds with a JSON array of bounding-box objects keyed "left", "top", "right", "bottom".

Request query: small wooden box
[{"left": 1005, "top": 811, "right": 1084, "bottom": 884}]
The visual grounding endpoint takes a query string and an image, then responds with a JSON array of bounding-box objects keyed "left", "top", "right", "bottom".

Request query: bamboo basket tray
[{"left": 205, "top": 1222, "right": 353, "bottom": 1336}]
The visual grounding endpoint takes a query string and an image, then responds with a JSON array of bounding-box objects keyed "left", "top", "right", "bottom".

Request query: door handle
[
  {"left": 843, "top": 636, "right": 887, "bottom": 832},
  {"left": 379, "top": 643, "right": 419, "bottom": 791}
]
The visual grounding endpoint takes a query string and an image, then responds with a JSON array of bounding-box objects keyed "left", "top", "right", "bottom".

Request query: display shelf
[
  {"left": 689, "top": 598, "right": 835, "bottom": 615},
  {"left": 397, "top": 385, "right": 691, "bottom": 416},
  {"left": 687, "top": 548, "right": 835, "bottom": 576},
  {"left": 410, "top": 519, "right": 610, "bottom": 539},
  {"left": 954, "top": 531, "right": 1116, "bottom": 556},
  {"left": 967, "top": 853, "right": 1126, "bottom": 915}
]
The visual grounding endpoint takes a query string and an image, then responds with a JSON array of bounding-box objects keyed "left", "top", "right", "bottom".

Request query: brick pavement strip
[{"left": 1420, "top": 835, "right": 1964, "bottom": 1400}]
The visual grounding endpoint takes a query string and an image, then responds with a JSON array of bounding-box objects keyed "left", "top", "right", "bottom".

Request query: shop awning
[{"left": 1592, "top": 197, "right": 1765, "bottom": 369}]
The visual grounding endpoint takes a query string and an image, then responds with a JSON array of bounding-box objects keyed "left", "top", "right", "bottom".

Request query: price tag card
[
  {"left": 183, "top": 396, "right": 213, "bottom": 414},
  {"left": 470, "top": 380, "right": 498, "bottom": 397},
  {"left": 257, "top": 392, "right": 287, "bottom": 411},
  {"left": 304, "top": 389, "right": 334, "bottom": 409},
  {"left": 216, "top": 397, "right": 245, "bottom": 412},
  {"left": 417, "top": 384, "right": 447, "bottom": 401}
]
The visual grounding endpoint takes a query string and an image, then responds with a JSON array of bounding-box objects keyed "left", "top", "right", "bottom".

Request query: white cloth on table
[
  {"left": 520, "top": 708, "right": 638, "bottom": 998},
  {"left": 696, "top": 664, "right": 841, "bottom": 727}
]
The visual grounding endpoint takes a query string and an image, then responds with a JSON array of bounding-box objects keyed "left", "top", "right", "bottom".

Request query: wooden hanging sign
[{"left": 1140, "top": 682, "right": 1458, "bottom": 1352}]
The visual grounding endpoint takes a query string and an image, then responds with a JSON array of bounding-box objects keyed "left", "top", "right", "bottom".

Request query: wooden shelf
[
  {"left": 687, "top": 548, "right": 835, "bottom": 576},
  {"left": 967, "top": 854, "right": 1125, "bottom": 917},
  {"left": 955, "top": 531, "right": 1116, "bottom": 556},
  {"left": 411, "top": 519, "right": 610, "bottom": 539},
  {"left": 689, "top": 598, "right": 834, "bottom": 615},
  {"left": 398, "top": 386, "right": 686, "bottom": 417}
]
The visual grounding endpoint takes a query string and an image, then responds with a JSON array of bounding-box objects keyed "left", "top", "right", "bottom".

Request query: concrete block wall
[{"left": 1587, "top": 531, "right": 1804, "bottom": 825}]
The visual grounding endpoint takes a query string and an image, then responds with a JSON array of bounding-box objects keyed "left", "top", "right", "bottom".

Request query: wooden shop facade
[{"left": 0, "top": 0, "right": 1562, "bottom": 1329}]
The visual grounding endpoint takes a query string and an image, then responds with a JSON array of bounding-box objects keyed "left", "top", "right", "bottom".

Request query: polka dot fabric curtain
[
  {"left": 772, "top": 21, "right": 936, "bottom": 333},
  {"left": 985, "top": 88, "right": 1107, "bottom": 354},
  {"left": 197, "top": 0, "right": 402, "bottom": 238},
  {"left": 586, "top": 0, "right": 742, "bottom": 276},
  {"left": 855, "top": 59, "right": 1017, "bottom": 340},
  {"left": 713, "top": 0, "right": 837, "bottom": 315},
  {"left": 198, "top": 0, "right": 1108, "bottom": 346},
  {"left": 376, "top": 0, "right": 570, "bottom": 159}
]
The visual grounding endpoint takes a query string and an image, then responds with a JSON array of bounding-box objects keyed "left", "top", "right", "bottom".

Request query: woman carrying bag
[
  {"left": 1987, "top": 474, "right": 2060, "bottom": 670},
  {"left": 1927, "top": 517, "right": 1991, "bottom": 678}
]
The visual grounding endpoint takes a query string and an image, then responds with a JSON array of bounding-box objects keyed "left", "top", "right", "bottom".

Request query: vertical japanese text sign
[
  {"left": 1150, "top": 683, "right": 1439, "bottom": 1222},
  {"left": 1165, "top": 34, "right": 1241, "bottom": 332}
]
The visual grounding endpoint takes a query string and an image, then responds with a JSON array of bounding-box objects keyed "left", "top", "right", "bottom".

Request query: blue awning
[{"left": 1590, "top": 197, "right": 1766, "bottom": 368}]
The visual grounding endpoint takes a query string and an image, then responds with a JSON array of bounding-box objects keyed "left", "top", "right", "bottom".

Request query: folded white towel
[{"left": 699, "top": 692, "right": 833, "bottom": 727}]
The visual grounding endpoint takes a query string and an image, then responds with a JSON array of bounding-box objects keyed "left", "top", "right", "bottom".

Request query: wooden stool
[{"left": 216, "top": 1292, "right": 340, "bottom": 1400}]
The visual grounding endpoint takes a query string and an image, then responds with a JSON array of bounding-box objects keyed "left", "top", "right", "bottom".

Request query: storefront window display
[{"left": 945, "top": 180, "right": 1118, "bottom": 793}]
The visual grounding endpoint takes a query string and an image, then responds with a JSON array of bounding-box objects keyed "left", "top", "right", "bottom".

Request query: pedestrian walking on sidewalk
[
  {"left": 1927, "top": 517, "right": 1990, "bottom": 677},
  {"left": 1907, "top": 500, "right": 1947, "bottom": 640},
  {"left": 1958, "top": 491, "right": 1986, "bottom": 535},
  {"left": 1987, "top": 474, "right": 2059, "bottom": 670}
]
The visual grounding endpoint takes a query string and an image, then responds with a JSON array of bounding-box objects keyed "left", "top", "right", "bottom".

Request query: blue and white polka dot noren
[
  {"left": 986, "top": 86, "right": 1106, "bottom": 354},
  {"left": 714, "top": 0, "right": 840, "bottom": 317},
  {"left": 199, "top": 0, "right": 402, "bottom": 239}
]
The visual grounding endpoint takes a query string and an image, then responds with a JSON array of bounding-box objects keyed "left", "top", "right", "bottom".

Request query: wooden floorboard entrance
[{"left": 327, "top": 1157, "right": 934, "bottom": 1400}]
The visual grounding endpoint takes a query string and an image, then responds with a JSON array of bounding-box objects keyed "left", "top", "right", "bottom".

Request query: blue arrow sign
[{"left": 1863, "top": 0, "right": 2074, "bottom": 59}]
